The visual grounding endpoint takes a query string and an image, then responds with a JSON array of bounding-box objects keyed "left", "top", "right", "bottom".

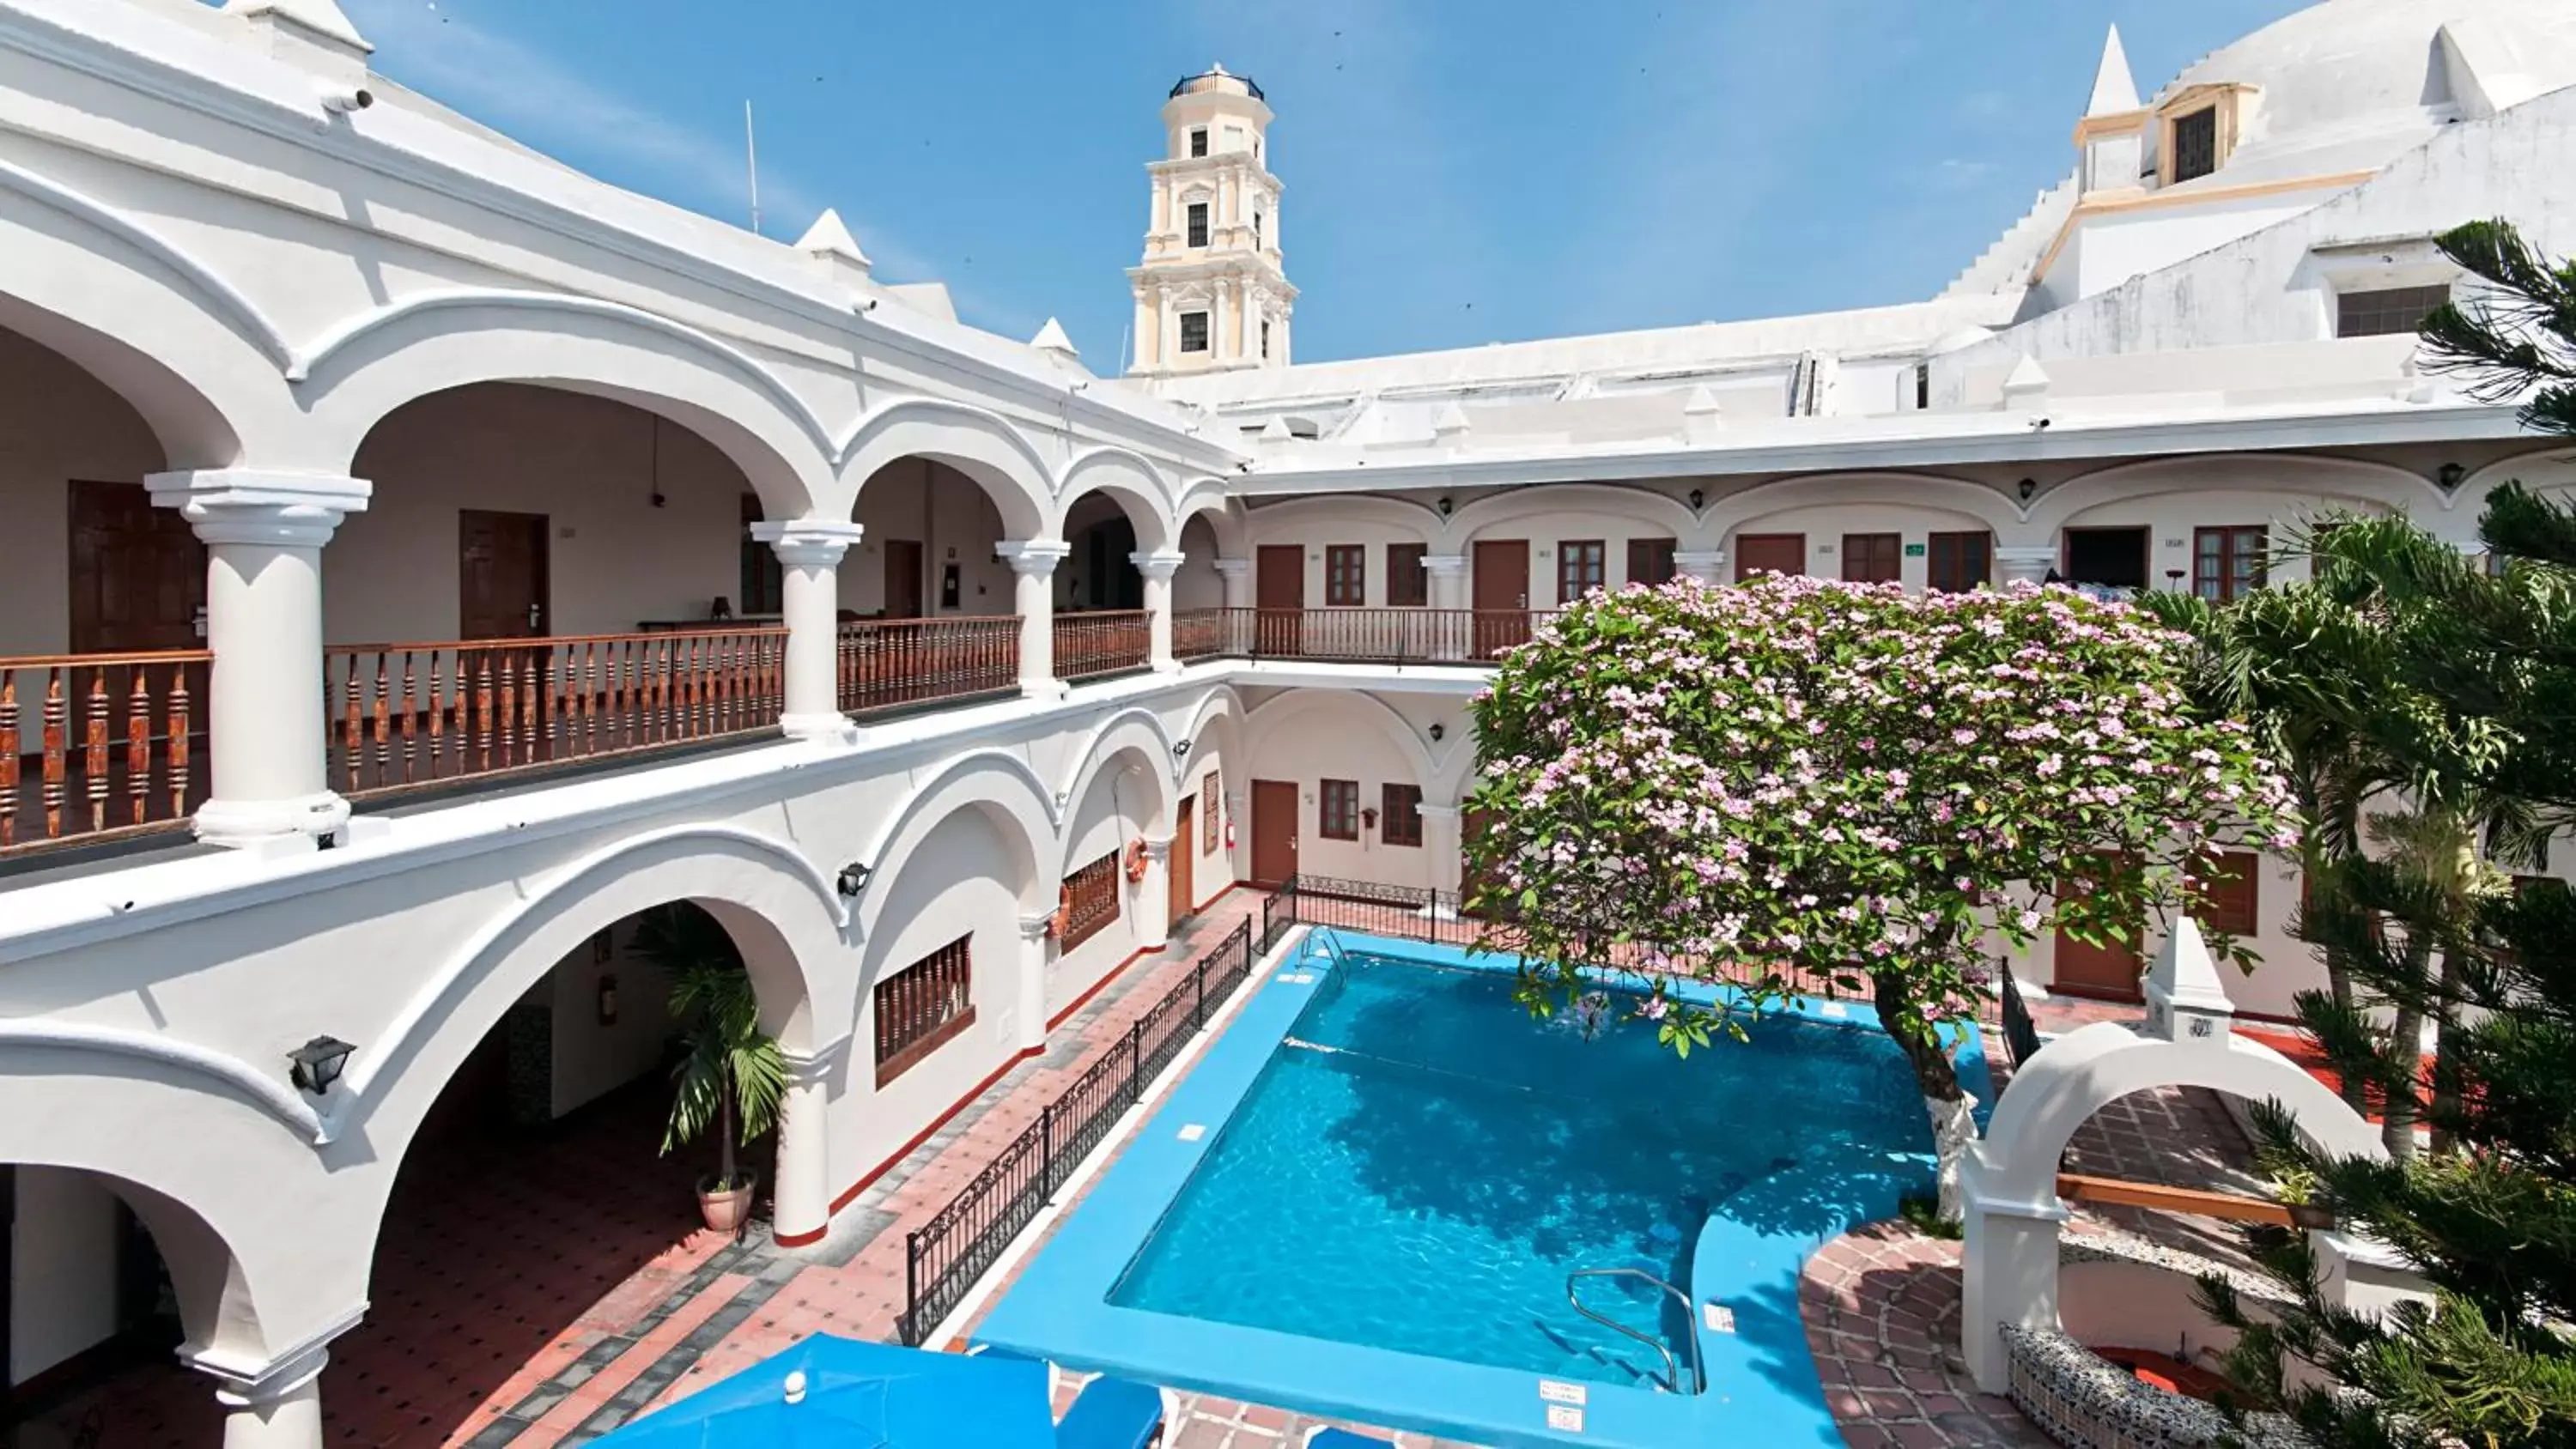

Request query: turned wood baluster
[
  {"left": 398, "top": 652, "right": 420, "bottom": 785},
  {"left": 371, "top": 654, "right": 392, "bottom": 787},
  {"left": 519, "top": 652, "right": 538, "bottom": 763},
  {"left": 83, "top": 674, "right": 109, "bottom": 834},
  {"left": 474, "top": 652, "right": 495, "bottom": 774},
  {"left": 2, "top": 675, "right": 20, "bottom": 847},
  {"left": 167, "top": 664, "right": 191, "bottom": 822},
  {"left": 426, "top": 652, "right": 449, "bottom": 780},
  {"left": 683, "top": 637, "right": 702, "bottom": 738},
  {"left": 41, "top": 674, "right": 65, "bottom": 840},
  {"left": 579, "top": 642, "right": 598, "bottom": 757},
  {"left": 340, "top": 653, "right": 363, "bottom": 792},
  {"left": 499, "top": 654, "right": 521, "bottom": 768},
  {"left": 126, "top": 670, "right": 149, "bottom": 827},
  {"left": 545, "top": 647, "right": 566, "bottom": 762}
]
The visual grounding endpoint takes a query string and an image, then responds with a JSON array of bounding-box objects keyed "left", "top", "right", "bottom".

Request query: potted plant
[{"left": 634, "top": 904, "right": 786, "bottom": 1235}]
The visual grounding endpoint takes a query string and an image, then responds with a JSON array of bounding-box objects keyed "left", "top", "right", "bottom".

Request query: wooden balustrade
[
  {"left": 838, "top": 615, "right": 1019, "bottom": 715},
  {"left": 1162, "top": 609, "right": 1561, "bottom": 664},
  {"left": 325, "top": 627, "right": 788, "bottom": 798},
  {"left": 1054, "top": 609, "right": 1152, "bottom": 680},
  {"left": 1171, "top": 607, "right": 1245, "bottom": 663},
  {"left": 0, "top": 651, "right": 210, "bottom": 857}
]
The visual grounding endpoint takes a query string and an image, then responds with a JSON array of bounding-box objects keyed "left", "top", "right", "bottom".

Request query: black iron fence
[
  {"left": 898, "top": 913, "right": 1255, "bottom": 1345},
  {"left": 1999, "top": 961, "right": 2044, "bottom": 1068}
]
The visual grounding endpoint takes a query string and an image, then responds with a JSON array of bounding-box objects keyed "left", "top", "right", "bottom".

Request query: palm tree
[{"left": 632, "top": 903, "right": 785, "bottom": 1194}]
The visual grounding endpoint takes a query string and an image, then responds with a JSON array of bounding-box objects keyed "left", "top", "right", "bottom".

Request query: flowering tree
[{"left": 1467, "top": 574, "right": 2294, "bottom": 1217}]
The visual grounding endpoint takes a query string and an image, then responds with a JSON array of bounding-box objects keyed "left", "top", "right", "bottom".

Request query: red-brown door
[
  {"left": 1461, "top": 805, "right": 1501, "bottom": 916},
  {"left": 1256, "top": 544, "right": 1303, "bottom": 656},
  {"left": 1473, "top": 539, "right": 1530, "bottom": 655},
  {"left": 459, "top": 510, "right": 550, "bottom": 639},
  {"left": 884, "top": 539, "right": 925, "bottom": 619},
  {"left": 1735, "top": 533, "right": 1806, "bottom": 580},
  {"left": 2054, "top": 857, "right": 2144, "bottom": 1000},
  {"left": 1171, "top": 795, "right": 1197, "bottom": 920},
  {"left": 70, "top": 480, "right": 204, "bottom": 654},
  {"left": 1250, "top": 779, "right": 1299, "bottom": 888}
]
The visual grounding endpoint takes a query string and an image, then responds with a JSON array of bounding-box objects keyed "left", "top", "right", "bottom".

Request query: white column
[
  {"left": 770, "top": 1036, "right": 847, "bottom": 1246},
  {"left": 145, "top": 470, "right": 370, "bottom": 848},
  {"left": 1957, "top": 1175, "right": 2070, "bottom": 1393},
  {"left": 1996, "top": 544, "right": 2057, "bottom": 588},
  {"left": 1017, "top": 912, "right": 1054, "bottom": 1052},
  {"left": 996, "top": 539, "right": 1070, "bottom": 699},
  {"left": 1213, "top": 557, "right": 1253, "bottom": 609},
  {"left": 1131, "top": 549, "right": 1186, "bottom": 671},
  {"left": 750, "top": 520, "right": 864, "bottom": 740},
  {"left": 1418, "top": 802, "right": 1463, "bottom": 901},
  {"left": 1421, "top": 554, "right": 1468, "bottom": 658},
  {"left": 1673, "top": 550, "right": 1727, "bottom": 586},
  {"left": 1135, "top": 835, "right": 1173, "bottom": 950},
  {"left": 189, "top": 1332, "right": 341, "bottom": 1449}
]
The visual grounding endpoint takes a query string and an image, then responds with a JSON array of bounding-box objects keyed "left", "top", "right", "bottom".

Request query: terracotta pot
[{"left": 697, "top": 1173, "right": 757, "bottom": 1235}]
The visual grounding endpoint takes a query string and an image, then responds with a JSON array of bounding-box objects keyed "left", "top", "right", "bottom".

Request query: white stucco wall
[
  {"left": 0, "top": 324, "right": 168, "bottom": 655},
  {"left": 546, "top": 941, "right": 675, "bottom": 1120},
  {"left": 847, "top": 458, "right": 1015, "bottom": 617},
  {"left": 7, "top": 1167, "right": 121, "bottom": 1386}
]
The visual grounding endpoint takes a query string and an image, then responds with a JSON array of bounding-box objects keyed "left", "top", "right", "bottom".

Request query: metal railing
[
  {"left": 1171, "top": 608, "right": 1562, "bottom": 665},
  {"left": 2000, "top": 963, "right": 2044, "bottom": 1068},
  {"left": 0, "top": 650, "right": 211, "bottom": 858},
  {"left": 1054, "top": 609, "right": 1151, "bottom": 681},
  {"left": 838, "top": 615, "right": 1018, "bottom": 716},
  {"left": 899, "top": 914, "right": 1255, "bottom": 1345},
  {"left": 325, "top": 626, "right": 787, "bottom": 798}
]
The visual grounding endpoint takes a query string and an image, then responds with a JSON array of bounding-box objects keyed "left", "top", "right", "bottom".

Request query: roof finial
[{"left": 2086, "top": 24, "right": 2142, "bottom": 116}]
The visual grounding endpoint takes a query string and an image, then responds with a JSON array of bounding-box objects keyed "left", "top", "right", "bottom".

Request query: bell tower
[{"left": 1128, "top": 64, "right": 1295, "bottom": 377}]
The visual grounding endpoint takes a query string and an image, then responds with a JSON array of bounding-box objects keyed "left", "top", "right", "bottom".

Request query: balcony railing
[
  {"left": 1054, "top": 610, "right": 1151, "bottom": 681},
  {"left": 325, "top": 627, "right": 788, "bottom": 799},
  {"left": 0, "top": 650, "right": 210, "bottom": 857},
  {"left": 1171, "top": 608, "right": 1561, "bottom": 664},
  {"left": 839, "top": 616, "right": 1018, "bottom": 716}
]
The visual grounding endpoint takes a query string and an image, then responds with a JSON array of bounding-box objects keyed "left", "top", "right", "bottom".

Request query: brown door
[
  {"left": 69, "top": 480, "right": 204, "bottom": 653},
  {"left": 884, "top": 539, "right": 925, "bottom": 619},
  {"left": 459, "top": 510, "right": 550, "bottom": 639},
  {"left": 1256, "top": 544, "right": 1303, "bottom": 655},
  {"left": 1250, "top": 779, "right": 1299, "bottom": 888},
  {"left": 1735, "top": 533, "right": 1806, "bottom": 580},
  {"left": 1171, "top": 795, "right": 1197, "bottom": 920},
  {"left": 2054, "top": 857, "right": 2145, "bottom": 999},
  {"left": 1473, "top": 539, "right": 1530, "bottom": 655}
]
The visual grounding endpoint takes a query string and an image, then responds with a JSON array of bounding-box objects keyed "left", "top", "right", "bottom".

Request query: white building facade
[{"left": 1, "top": 0, "right": 2573, "bottom": 1443}]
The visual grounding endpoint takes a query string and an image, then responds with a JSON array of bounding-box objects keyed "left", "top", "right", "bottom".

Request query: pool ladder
[{"left": 1564, "top": 1267, "right": 1706, "bottom": 1396}]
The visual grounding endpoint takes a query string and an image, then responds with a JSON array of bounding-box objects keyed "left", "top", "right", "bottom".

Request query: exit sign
[{"left": 1904, "top": 543, "right": 1927, "bottom": 557}]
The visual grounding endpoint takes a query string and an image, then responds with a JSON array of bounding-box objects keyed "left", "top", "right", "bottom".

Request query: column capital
[
  {"left": 185, "top": 1302, "right": 366, "bottom": 1407},
  {"left": 1128, "top": 549, "right": 1188, "bottom": 580},
  {"left": 1018, "top": 912, "right": 1056, "bottom": 943},
  {"left": 1415, "top": 803, "right": 1461, "bottom": 822},
  {"left": 1211, "top": 556, "right": 1251, "bottom": 579},
  {"left": 1144, "top": 837, "right": 1174, "bottom": 864},
  {"left": 750, "top": 518, "right": 865, "bottom": 567},
  {"left": 997, "top": 538, "right": 1072, "bottom": 576},
  {"left": 1995, "top": 544, "right": 2057, "bottom": 585},
  {"left": 1419, "top": 553, "right": 1468, "bottom": 576},
  {"left": 147, "top": 469, "right": 371, "bottom": 548},
  {"left": 777, "top": 1034, "right": 852, "bottom": 1084},
  {"left": 1672, "top": 550, "right": 1725, "bottom": 569}
]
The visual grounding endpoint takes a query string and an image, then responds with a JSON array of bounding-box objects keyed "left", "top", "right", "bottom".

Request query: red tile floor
[{"left": 6, "top": 913, "right": 2272, "bottom": 1449}]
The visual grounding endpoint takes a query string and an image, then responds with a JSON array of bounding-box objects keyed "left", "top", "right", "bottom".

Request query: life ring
[
  {"left": 1048, "top": 884, "right": 1072, "bottom": 938},
  {"left": 1124, "top": 838, "right": 1151, "bottom": 883}
]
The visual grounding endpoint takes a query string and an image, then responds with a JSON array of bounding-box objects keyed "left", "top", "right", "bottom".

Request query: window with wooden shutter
[
  {"left": 1060, "top": 852, "right": 1122, "bottom": 950},
  {"left": 874, "top": 935, "right": 975, "bottom": 1086},
  {"left": 1387, "top": 543, "right": 1429, "bottom": 606},
  {"left": 1557, "top": 541, "right": 1607, "bottom": 603},
  {"left": 1841, "top": 533, "right": 1902, "bottom": 584},
  {"left": 1626, "top": 537, "right": 1677, "bottom": 588},
  {"left": 1382, "top": 784, "right": 1424, "bottom": 847},
  {"left": 2170, "top": 107, "right": 2218, "bottom": 183},
  {"left": 1325, "top": 545, "right": 1366, "bottom": 606},
  {"left": 2194, "top": 526, "right": 2267, "bottom": 603},
  {"left": 1927, "top": 531, "right": 1991, "bottom": 593},
  {"left": 2190, "top": 851, "right": 2261, "bottom": 937},
  {"left": 1319, "top": 779, "right": 1360, "bottom": 841}
]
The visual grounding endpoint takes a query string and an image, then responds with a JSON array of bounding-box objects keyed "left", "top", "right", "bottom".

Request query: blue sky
[{"left": 336, "top": 0, "right": 2309, "bottom": 367}]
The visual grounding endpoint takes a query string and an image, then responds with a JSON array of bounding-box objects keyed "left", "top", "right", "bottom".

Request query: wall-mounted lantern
[{"left": 288, "top": 1036, "right": 355, "bottom": 1096}]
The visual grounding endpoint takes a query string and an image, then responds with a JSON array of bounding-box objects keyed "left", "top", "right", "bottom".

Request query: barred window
[
  {"left": 1382, "top": 784, "right": 1424, "bottom": 847},
  {"left": 2170, "top": 107, "right": 2217, "bottom": 183},
  {"left": 1187, "top": 203, "right": 1210, "bottom": 248},
  {"left": 1320, "top": 779, "right": 1360, "bottom": 841},
  {"left": 875, "top": 935, "right": 975, "bottom": 1086},
  {"left": 1061, "top": 851, "right": 1122, "bottom": 950},
  {"left": 2336, "top": 285, "right": 2450, "bottom": 339},
  {"left": 1180, "top": 312, "right": 1210, "bottom": 354}
]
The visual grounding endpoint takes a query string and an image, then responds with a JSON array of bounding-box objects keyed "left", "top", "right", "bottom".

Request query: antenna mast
[{"left": 744, "top": 100, "right": 762, "bottom": 235}]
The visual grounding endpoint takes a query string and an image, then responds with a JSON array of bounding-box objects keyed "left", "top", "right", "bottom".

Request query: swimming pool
[{"left": 976, "top": 931, "right": 1991, "bottom": 1447}]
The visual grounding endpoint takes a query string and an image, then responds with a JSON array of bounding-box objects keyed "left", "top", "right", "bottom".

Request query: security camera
[
  {"left": 319, "top": 85, "right": 374, "bottom": 114},
  {"left": 2028, "top": 415, "right": 2052, "bottom": 431},
  {"left": 860, "top": 298, "right": 880, "bottom": 313}
]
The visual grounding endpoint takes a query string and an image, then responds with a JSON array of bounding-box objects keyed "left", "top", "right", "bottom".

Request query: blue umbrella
[{"left": 594, "top": 1334, "right": 1059, "bottom": 1448}]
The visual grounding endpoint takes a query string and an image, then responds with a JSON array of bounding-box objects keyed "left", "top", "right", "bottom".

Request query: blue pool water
[{"left": 1107, "top": 950, "right": 1940, "bottom": 1391}]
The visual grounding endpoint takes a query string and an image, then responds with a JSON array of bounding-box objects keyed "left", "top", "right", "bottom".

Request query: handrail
[
  {"left": 1566, "top": 1271, "right": 1710, "bottom": 1390},
  {"left": 1565, "top": 1266, "right": 1706, "bottom": 1395},
  {"left": 2053, "top": 1173, "right": 2314, "bottom": 1228}
]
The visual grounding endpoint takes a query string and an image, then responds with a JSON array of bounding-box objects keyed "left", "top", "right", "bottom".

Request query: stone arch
[
  {"left": 2027, "top": 453, "right": 2448, "bottom": 537},
  {"left": 838, "top": 397, "right": 1053, "bottom": 540},
  {"left": 1057, "top": 710, "right": 1182, "bottom": 870},
  {"left": 853, "top": 751, "right": 1058, "bottom": 934},
  {"left": 1705, "top": 471, "right": 2022, "bottom": 543},
  {"left": 1174, "top": 478, "right": 1245, "bottom": 556},
  {"left": 2455, "top": 446, "right": 2576, "bottom": 515},
  {"left": 293, "top": 292, "right": 835, "bottom": 518},
  {"left": 1238, "top": 493, "right": 1444, "bottom": 549},
  {"left": 1450, "top": 482, "right": 1700, "bottom": 549},
  {"left": 1243, "top": 689, "right": 1459, "bottom": 804},
  {"left": 336, "top": 826, "right": 847, "bottom": 1179},
  {"left": 1056, "top": 446, "right": 1181, "bottom": 555},
  {"left": 0, "top": 161, "right": 285, "bottom": 469}
]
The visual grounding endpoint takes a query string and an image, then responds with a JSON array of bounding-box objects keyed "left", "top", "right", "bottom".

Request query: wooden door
[
  {"left": 2053, "top": 857, "right": 2144, "bottom": 999},
  {"left": 1472, "top": 539, "right": 1530, "bottom": 655},
  {"left": 1735, "top": 533, "right": 1806, "bottom": 580},
  {"left": 1171, "top": 795, "right": 1197, "bottom": 920},
  {"left": 1840, "top": 533, "right": 1902, "bottom": 584},
  {"left": 1256, "top": 544, "right": 1303, "bottom": 655},
  {"left": 884, "top": 539, "right": 925, "bottom": 619},
  {"left": 459, "top": 510, "right": 550, "bottom": 639},
  {"left": 69, "top": 480, "right": 204, "bottom": 653},
  {"left": 1250, "top": 779, "right": 1299, "bottom": 888}
]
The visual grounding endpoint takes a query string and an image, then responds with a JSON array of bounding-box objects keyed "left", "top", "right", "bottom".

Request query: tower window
[
  {"left": 1189, "top": 128, "right": 1207, "bottom": 158},
  {"left": 2337, "top": 285, "right": 2451, "bottom": 338},
  {"left": 1186, "top": 203, "right": 1209, "bottom": 249},
  {"left": 1180, "top": 312, "right": 1210, "bottom": 354},
  {"left": 2169, "top": 107, "right": 2218, "bottom": 184},
  {"left": 1253, "top": 209, "right": 1263, "bottom": 249},
  {"left": 1260, "top": 320, "right": 1271, "bottom": 359}
]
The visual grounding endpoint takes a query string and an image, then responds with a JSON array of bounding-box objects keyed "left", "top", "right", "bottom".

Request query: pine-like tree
[{"left": 2196, "top": 221, "right": 2576, "bottom": 1448}]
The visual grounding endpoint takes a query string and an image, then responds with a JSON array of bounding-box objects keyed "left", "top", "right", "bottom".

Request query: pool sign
[
  {"left": 1904, "top": 542, "right": 1927, "bottom": 556},
  {"left": 1538, "top": 1379, "right": 1588, "bottom": 1406},
  {"left": 1546, "top": 1404, "right": 1587, "bottom": 1433}
]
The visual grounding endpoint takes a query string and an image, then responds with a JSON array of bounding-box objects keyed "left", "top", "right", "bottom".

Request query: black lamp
[
  {"left": 288, "top": 1036, "right": 355, "bottom": 1096},
  {"left": 1687, "top": 488, "right": 1704, "bottom": 511},
  {"left": 2438, "top": 462, "right": 2466, "bottom": 492},
  {"left": 2016, "top": 477, "right": 2038, "bottom": 503},
  {"left": 1428, "top": 723, "right": 1446, "bottom": 742},
  {"left": 1173, "top": 739, "right": 1193, "bottom": 760},
  {"left": 837, "top": 861, "right": 873, "bottom": 898},
  {"left": 1437, "top": 496, "right": 1454, "bottom": 518}
]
